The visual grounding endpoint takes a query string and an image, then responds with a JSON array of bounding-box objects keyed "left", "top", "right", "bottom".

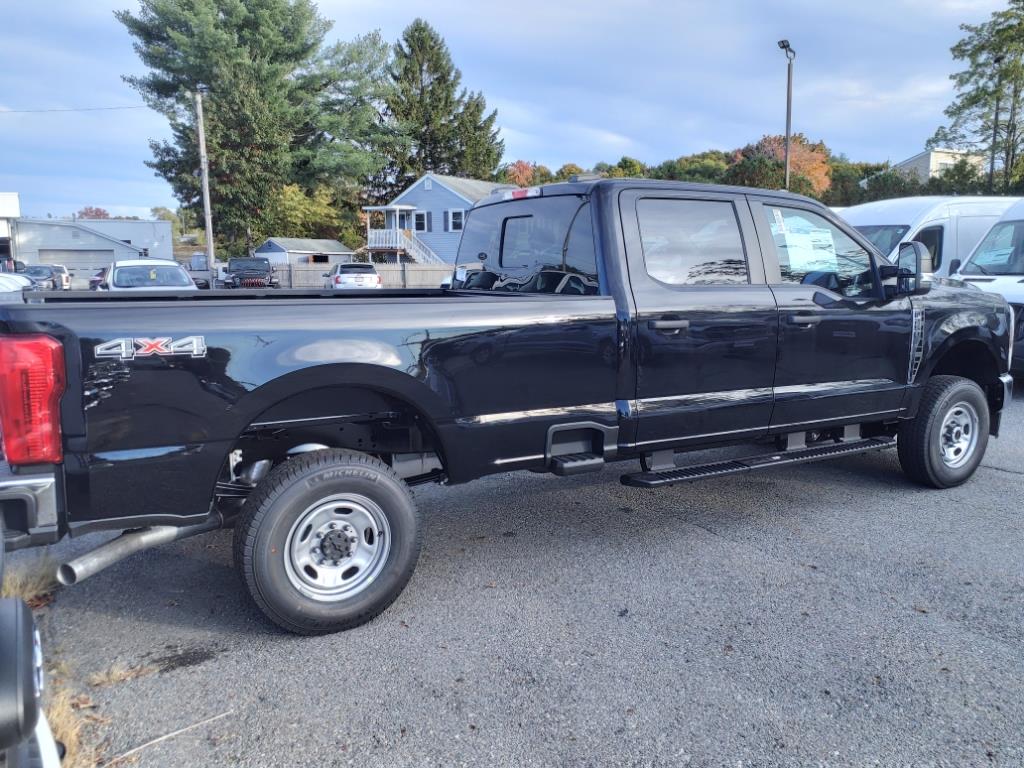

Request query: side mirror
[
  {"left": 0, "top": 599, "right": 42, "bottom": 751},
  {"left": 321, "top": 273, "right": 329, "bottom": 278},
  {"left": 896, "top": 241, "right": 933, "bottom": 296},
  {"left": 948, "top": 258, "right": 962, "bottom": 276}
]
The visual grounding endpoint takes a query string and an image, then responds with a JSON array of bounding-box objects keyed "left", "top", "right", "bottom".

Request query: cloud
[{"left": 0, "top": 0, "right": 1006, "bottom": 212}]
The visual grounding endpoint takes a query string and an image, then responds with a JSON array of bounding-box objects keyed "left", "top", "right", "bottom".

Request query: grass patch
[
  {"left": 87, "top": 662, "right": 157, "bottom": 689},
  {"left": 45, "top": 688, "right": 103, "bottom": 768},
  {"left": 1, "top": 553, "right": 58, "bottom": 608}
]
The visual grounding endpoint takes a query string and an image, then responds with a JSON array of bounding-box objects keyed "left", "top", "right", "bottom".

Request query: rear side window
[
  {"left": 637, "top": 199, "right": 748, "bottom": 285},
  {"left": 457, "top": 196, "right": 599, "bottom": 294},
  {"left": 338, "top": 263, "right": 376, "bottom": 273}
]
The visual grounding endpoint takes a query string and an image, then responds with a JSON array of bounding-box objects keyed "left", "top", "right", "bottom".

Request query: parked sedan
[
  {"left": 22, "top": 265, "right": 61, "bottom": 291},
  {"left": 323, "top": 262, "right": 383, "bottom": 289}
]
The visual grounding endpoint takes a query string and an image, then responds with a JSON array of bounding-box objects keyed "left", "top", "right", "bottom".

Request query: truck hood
[{"left": 958, "top": 275, "right": 1024, "bottom": 304}]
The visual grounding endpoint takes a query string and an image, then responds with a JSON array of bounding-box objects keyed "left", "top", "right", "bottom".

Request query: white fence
[{"left": 275, "top": 263, "right": 454, "bottom": 289}]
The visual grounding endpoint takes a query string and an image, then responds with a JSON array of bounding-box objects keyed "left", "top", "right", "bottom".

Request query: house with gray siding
[
  {"left": 363, "top": 173, "right": 512, "bottom": 264},
  {"left": 254, "top": 237, "right": 356, "bottom": 265}
]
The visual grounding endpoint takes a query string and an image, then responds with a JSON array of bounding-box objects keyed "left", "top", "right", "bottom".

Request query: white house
[
  {"left": 0, "top": 193, "right": 20, "bottom": 270},
  {"left": 892, "top": 149, "right": 986, "bottom": 182},
  {"left": 363, "top": 173, "right": 513, "bottom": 264}
]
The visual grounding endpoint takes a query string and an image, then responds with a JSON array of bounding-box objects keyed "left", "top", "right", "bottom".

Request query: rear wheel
[
  {"left": 233, "top": 449, "right": 422, "bottom": 634},
  {"left": 898, "top": 375, "right": 989, "bottom": 488}
]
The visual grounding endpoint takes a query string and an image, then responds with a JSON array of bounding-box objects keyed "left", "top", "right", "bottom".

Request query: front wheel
[
  {"left": 898, "top": 375, "right": 990, "bottom": 488},
  {"left": 233, "top": 450, "right": 422, "bottom": 634}
]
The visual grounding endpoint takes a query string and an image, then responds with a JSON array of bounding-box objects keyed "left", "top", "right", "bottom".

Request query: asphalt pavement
[{"left": 18, "top": 385, "right": 1024, "bottom": 767}]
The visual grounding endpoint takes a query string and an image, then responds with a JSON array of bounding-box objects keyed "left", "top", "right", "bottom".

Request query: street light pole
[
  {"left": 194, "top": 90, "right": 215, "bottom": 267},
  {"left": 778, "top": 40, "right": 796, "bottom": 191},
  {"left": 989, "top": 54, "right": 1005, "bottom": 194}
]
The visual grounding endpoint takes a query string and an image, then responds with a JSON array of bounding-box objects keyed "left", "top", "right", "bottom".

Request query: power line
[{"left": 0, "top": 105, "right": 147, "bottom": 114}]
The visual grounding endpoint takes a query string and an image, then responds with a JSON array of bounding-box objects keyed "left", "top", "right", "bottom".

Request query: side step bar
[
  {"left": 550, "top": 452, "right": 604, "bottom": 476},
  {"left": 620, "top": 437, "right": 895, "bottom": 489}
]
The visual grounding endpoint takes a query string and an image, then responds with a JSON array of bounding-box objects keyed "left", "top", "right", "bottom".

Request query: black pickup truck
[{"left": 0, "top": 179, "right": 1014, "bottom": 634}]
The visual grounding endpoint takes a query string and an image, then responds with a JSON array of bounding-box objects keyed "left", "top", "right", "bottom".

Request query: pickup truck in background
[{"left": 0, "top": 179, "right": 1014, "bottom": 634}]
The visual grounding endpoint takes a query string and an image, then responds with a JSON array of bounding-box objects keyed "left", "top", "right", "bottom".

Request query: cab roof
[{"left": 473, "top": 177, "right": 823, "bottom": 210}]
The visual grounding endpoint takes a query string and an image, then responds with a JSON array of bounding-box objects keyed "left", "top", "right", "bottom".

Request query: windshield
[
  {"left": 112, "top": 264, "right": 192, "bottom": 288},
  {"left": 24, "top": 266, "right": 53, "bottom": 278},
  {"left": 961, "top": 220, "right": 1024, "bottom": 275},
  {"left": 854, "top": 224, "right": 910, "bottom": 255},
  {"left": 229, "top": 258, "right": 270, "bottom": 271}
]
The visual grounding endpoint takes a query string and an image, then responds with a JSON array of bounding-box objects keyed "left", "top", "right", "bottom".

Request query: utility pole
[
  {"left": 194, "top": 90, "right": 215, "bottom": 267},
  {"left": 778, "top": 40, "right": 796, "bottom": 191},
  {"left": 989, "top": 54, "right": 1005, "bottom": 195}
]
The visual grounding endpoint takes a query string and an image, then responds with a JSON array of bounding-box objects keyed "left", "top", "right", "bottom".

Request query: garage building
[{"left": 13, "top": 219, "right": 147, "bottom": 288}]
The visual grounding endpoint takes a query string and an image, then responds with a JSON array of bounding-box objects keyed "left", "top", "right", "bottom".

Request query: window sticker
[
  {"left": 781, "top": 227, "right": 838, "bottom": 273},
  {"left": 772, "top": 207, "right": 787, "bottom": 234}
]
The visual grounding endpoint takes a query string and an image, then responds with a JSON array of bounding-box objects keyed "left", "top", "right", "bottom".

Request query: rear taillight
[
  {"left": 0, "top": 335, "right": 65, "bottom": 465},
  {"left": 334, "top": 275, "right": 343, "bottom": 285},
  {"left": 376, "top": 274, "right": 382, "bottom": 285}
]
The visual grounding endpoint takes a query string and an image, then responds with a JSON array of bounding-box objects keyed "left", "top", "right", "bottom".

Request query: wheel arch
[
  {"left": 918, "top": 331, "right": 1007, "bottom": 419},
  {"left": 219, "top": 363, "right": 454, "bottom": 479}
]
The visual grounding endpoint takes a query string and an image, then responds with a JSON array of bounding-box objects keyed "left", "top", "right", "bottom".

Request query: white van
[
  {"left": 950, "top": 199, "right": 1024, "bottom": 373},
  {"left": 839, "top": 196, "right": 1021, "bottom": 276}
]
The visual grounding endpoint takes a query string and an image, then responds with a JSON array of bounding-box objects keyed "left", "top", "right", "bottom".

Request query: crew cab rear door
[
  {"left": 620, "top": 188, "right": 778, "bottom": 449},
  {"left": 749, "top": 198, "right": 912, "bottom": 430}
]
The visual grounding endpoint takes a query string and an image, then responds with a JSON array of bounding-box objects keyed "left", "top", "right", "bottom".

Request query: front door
[
  {"left": 750, "top": 200, "right": 913, "bottom": 431},
  {"left": 621, "top": 189, "right": 779, "bottom": 450}
]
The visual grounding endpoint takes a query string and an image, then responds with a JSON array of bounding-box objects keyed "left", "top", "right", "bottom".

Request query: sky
[{"left": 0, "top": 0, "right": 1007, "bottom": 218}]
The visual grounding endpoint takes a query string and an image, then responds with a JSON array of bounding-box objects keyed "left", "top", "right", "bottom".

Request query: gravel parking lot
[{"left": 17, "top": 386, "right": 1024, "bottom": 767}]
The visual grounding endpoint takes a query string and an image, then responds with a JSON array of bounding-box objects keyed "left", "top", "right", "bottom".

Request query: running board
[{"left": 620, "top": 437, "right": 896, "bottom": 489}]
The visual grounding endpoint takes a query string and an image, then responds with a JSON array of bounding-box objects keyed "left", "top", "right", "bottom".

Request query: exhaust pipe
[{"left": 57, "top": 514, "right": 224, "bottom": 586}]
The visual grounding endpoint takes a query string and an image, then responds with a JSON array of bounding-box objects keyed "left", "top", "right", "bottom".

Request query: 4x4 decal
[{"left": 94, "top": 336, "right": 208, "bottom": 361}]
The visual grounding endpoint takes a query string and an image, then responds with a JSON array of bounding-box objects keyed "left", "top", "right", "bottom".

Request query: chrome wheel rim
[
  {"left": 938, "top": 400, "right": 979, "bottom": 469},
  {"left": 284, "top": 493, "right": 391, "bottom": 602}
]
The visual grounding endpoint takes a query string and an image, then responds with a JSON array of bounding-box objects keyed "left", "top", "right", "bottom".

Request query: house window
[
  {"left": 424, "top": 178, "right": 432, "bottom": 191},
  {"left": 414, "top": 212, "right": 427, "bottom": 232},
  {"left": 449, "top": 209, "right": 465, "bottom": 232},
  {"left": 312, "top": 253, "right": 329, "bottom": 264}
]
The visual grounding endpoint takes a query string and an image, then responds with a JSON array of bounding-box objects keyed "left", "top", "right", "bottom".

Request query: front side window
[
  {"left": 637, "top": 198, "right": 748, "bottom": 286},
  {"left": 414, "top": 212, "right": 427, "bottom": 232},
  {"left": 456, "top": 196, "right": 599, "bottom": 294},
  {"left": 113, "top": 265, "right": 192, "bottom": 288},
  {"left": 764, "top": 206, "right": 877, "bottom": 297},
  {"left": 963, "top": 220, "right": 1024, "bottom": 275}
]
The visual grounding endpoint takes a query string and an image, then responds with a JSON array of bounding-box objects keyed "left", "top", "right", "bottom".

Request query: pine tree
[
  {"left": 381, "top": 19, "right": 503, "bottom": 200},
  {"left": 929, "top": 2, "right": 1024, "bottom": 191},
  {"left": 117, "top": 0, "right": 331, "bottom": 251}
]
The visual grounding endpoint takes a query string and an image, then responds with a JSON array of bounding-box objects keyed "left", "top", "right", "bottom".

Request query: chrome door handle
[
  {"left": 649, "top": 319, "right": 690, "bottom": 331},
  {"left": 786, "top": 314, "right": 821, "bottom": 326}
]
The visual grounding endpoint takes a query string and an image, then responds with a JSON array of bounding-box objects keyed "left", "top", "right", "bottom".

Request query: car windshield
[
  {"left": 229, "top": 258, "right": 270, "bottom": 271},
  {"left": 961, "top": 220, "right": 1024, "bottom": 275},
  {"left": 854, "top": 224, "right": 910, "bottom": 255},
  {"left": 338, "top": 264, "right": 376, "bottom": 273},
  {"left": 112, "top": 264, "right": 192, "bottom": 288},
  {"left": 24, "top": 266, "right": 53, "bottom": 278}
]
